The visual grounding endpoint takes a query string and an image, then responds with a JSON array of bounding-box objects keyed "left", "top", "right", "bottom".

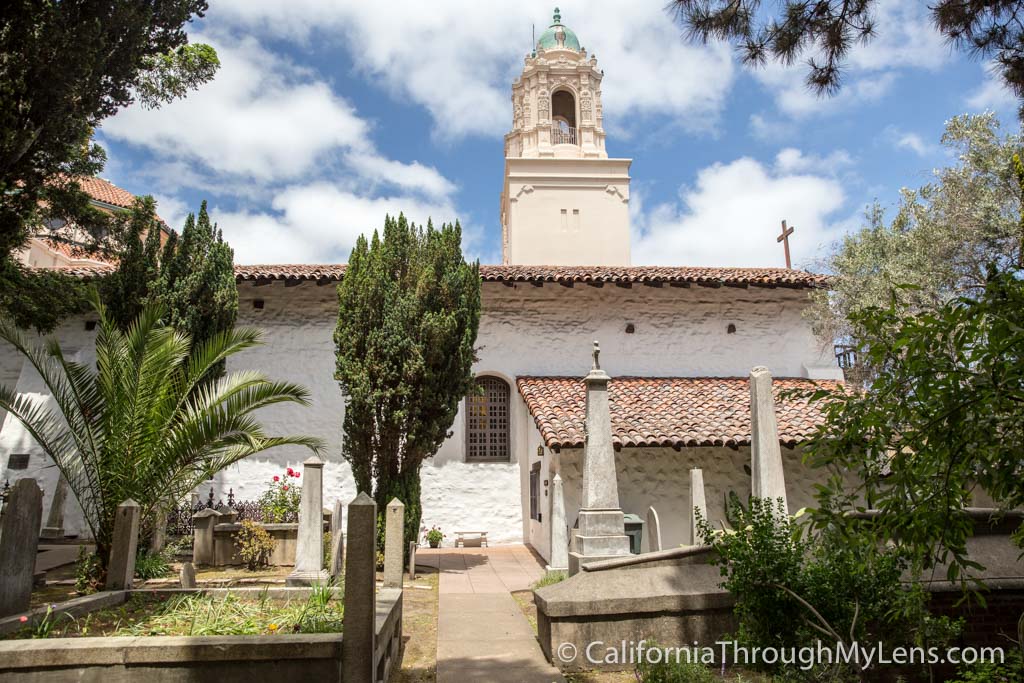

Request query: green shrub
[
  {"left": 257, "top": 469, "right": 301, "bottom": 522},
  {"left": 322, "top": 531, "right": 332, "bottom": 571},
  {"left": 235, "top": 520, "right": 276, "bottom": 570},
  {"left": 635, "top": 654, "right": 716, "bottom": 683},
  {"left": 698, "top": 497, "right": 956, "bottom": 681},
  {"left": 134, "top": 549, "right": 170, "bottom": 580},
  {"left": 948, "top": 651, "right": 1024, "bottom": 683},
  {"left": 74, "top": 546, "right": 103, "bottom": 594}
]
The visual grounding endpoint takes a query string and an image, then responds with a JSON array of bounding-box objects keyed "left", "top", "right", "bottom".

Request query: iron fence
[{"left": 165, "top": 487, "right": 298, "bottom": 536}]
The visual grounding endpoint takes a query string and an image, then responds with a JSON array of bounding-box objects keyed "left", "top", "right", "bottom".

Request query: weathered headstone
[
  {"left": 40, "top": 474, "right": 68, "bottom": 540},
  {"left": 0, "top": 479, "right": 43, "bottom": 617},
  {"left": 329, "top": 498, "right": 345, "bottom": 581},
  {"left": 646, "top": 506, "right": 662, "bottom": 552},
  {"left": 342, "top": 492, "right": 377, "bottom": 683},
  {"left": 287, "top": 456, "right": 328, "bottom": 586},
  {"left": 689, "top": 468, "right": 707, "bottom": 545},
  {"left": 408, "top": 540, "right": 417, "bottom": 580},
  {"left": 106, "top": 499, "right": 141, "bottom": 590},
  {"left": 179, "top": 561, "right": 197, "bottom": 589},
  {"left": 191, "top": 508, "right": 221, "bottom": 566},
  {"left": 749, "top": 366, "right": 789, "bottom": 513},
  {"left": 568, "top": 342, "right": 631, "bottom": 575},
  {"left": 383, "top": 498, "right": 405, "bottom": 588},
  {"left": 547, "top": 473, "right": 569, "bottom": 571}
]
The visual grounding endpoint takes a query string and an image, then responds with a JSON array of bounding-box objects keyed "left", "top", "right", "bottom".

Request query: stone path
[
  {"left": 35, "top": 544, "right": 86, "bottom": 573},
  {"left": 419, "top": 545, "right": 565, "bottom": 683}
]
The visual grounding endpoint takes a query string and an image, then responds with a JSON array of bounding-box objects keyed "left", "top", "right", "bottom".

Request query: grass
[
  {"left": 5, "top": 586, "right": 344, "bottom": 639},
  {"left": 392, "top": 569, "right": 440, "bottom": 683},
  {"left": 532, "top": 570, "right": 567, "bottom": 590}
]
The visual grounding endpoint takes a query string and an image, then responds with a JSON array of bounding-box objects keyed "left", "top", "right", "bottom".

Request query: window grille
[{"left": 466, "top": 376, "right": 510, "bottom": 462}]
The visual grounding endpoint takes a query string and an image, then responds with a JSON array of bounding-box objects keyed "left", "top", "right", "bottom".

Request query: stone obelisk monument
[
  {"left": 568, "top": 342, "right": 631, "bottom": 575},
  {"left": 749, "top": 366, "right": 789, "bottom": 514}
]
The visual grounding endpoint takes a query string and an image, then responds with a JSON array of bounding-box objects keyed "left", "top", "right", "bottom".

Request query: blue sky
[{"left": 95, "top": 0, "right": 1019, "bottom": 269}]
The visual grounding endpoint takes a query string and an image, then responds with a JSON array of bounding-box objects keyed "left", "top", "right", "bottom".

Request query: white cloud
[
  {"left": 774, "top": 148, "right": 854, "bottom": 176},
  {"left": 631, "top": 156, "right": 846, "bottom": 268},
  {"left": 212, "top": 183, "right": 473, "bottom": 264},
  {"left": 102, "top": 33, "right": 458, "bottom": 204},
  {"left": 344, "top": 153, "right": 456, "bottom": 199},
  {"left": 102, "top": 35, "right": 369, "bottom": 182},
  {"left": 883, "top": 126, "right": 934, "bottom": 157},
  {"left": 207, "top": 0, "right": 735, "bottom": 140},
  {"left": 966, "top": 64, "right": 1019, "bottom": 112}
]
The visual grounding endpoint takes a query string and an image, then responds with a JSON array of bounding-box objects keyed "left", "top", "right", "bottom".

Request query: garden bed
[{"left": 3, "top": 587, "right": 343, "bottom": 639}]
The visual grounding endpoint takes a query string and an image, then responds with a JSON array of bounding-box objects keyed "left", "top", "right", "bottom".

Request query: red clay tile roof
[
  {"left": 516, "top": 376, "right": 841, "bottom": 450},
  {"left": 78, "top": 177, "right": 138, "bottom": 209},
  {"left": 234, "top": 264, "right": 827, "bottom": 288}
]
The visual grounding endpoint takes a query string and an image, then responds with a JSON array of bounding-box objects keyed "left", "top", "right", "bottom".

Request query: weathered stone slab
[
  {"left": 106, "top": 499, "right": 141, "bottom": 590},
  {"left": 383, "top": 497, "right": 405, "bottom": 588},
  {"left": 749, "top": 366, "right": 789, "bottom": 513},
  {"left": 191, "top": 508, "right": 220, "bottom": 566},
  {"left": 329, "top": 499, "right": 344, "bottom": 580},
  {"left": 689, "top": 467, "right": 707, "bottom": 545},
  {"left": 548, "top": 473, "right": 569, "bottom": 571},
  {"left": 342, "top": 492, "right": 376, "bottom": 683},
  {"left": 179, "top": 562, "right": 196, "bottom": 589},
  {"left": 0, "top": 479, "right": 43, "bottom": 617},
  {"left": 646, "top": 506, "right": 662, "bottom": 552},
  {"left": 40, "top": 474, "right": 68, "bottom": 540},
  {"left": 287, "top": 456, "right": 328, "bottom": 586}
]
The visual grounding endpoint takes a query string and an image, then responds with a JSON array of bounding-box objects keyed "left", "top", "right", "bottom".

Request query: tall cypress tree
[
  {"left": 102, "top": 199, "right": 237, "bottom": 379},
  {"left": 157, "top": 201, "right": 238, "bottom": 378},
  {"left": 335, "top": 214, "right": 481, "bottom": 553}
]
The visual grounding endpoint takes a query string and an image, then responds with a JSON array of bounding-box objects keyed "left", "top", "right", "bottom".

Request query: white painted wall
[{"left": 0, "top": 278, "right": 840, "bottom": 547}]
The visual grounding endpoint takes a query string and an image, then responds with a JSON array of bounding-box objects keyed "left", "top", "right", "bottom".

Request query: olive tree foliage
[
  {"left": 800, "top": 268, "right": 1024, "bottom": 595},
  {"left": 671, "top": 0, "right": 1024, "bottom": 99},
  {"left": 0, "top": 0, "right": 219, "bottom": 263},
  {"left": 806, "top": 113, "right": 1024, "bottom": 346},
  {"left": 335, "top": 215, "right": 481, "bottom": 552}
]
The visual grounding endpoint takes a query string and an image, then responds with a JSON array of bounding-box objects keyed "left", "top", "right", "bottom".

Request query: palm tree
[{"left": 0, "top": 290, "right": 322, "bottom": 571}]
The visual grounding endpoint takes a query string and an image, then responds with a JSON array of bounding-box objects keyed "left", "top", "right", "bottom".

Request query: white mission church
[{"left": 0, "top": 11, "right": 844, "bottom": 564}]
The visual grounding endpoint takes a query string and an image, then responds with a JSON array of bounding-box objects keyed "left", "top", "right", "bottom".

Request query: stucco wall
[{"left": 0, "top": 278, "right": 839, "bottom": 547}]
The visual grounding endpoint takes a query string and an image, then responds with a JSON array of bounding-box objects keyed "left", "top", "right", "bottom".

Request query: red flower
[
  {"left": 286, "top": 468, "right": 294, "bottom": 476},
  {"left": 273, "top": 476, "right": 279, "bottom": 482},
  {"left": 282, "top": 485, "right": 289, "bottom": 491},
  {"left": 294, "top": 472, "right": 300, "bottom": 478},
  {"left": 19, "top": 616, "right": 28, "bottom": 623}
]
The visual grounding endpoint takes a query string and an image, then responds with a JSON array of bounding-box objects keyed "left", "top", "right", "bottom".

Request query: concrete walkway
[{"left": 418, "top": 545, "right": 564, "bottom": 683}]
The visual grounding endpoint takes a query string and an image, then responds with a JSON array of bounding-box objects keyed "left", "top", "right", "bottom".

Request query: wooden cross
[{"left": 777, "top": 220, "right": 795, "bottom": 269}]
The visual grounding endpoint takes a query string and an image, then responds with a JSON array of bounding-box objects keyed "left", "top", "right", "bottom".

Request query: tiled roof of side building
[
  {"left": 77, "top": 176, "right": 139, "bottom": 209},
  {"left": 516, "top": 375, "right": 842, "bottom": 450},
  {"left": 233, "top": 264, "right": 829, "bottom": 288}
]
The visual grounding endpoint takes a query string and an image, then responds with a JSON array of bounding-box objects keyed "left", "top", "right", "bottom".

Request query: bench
[{"left": 453, "top": 531, "right": 488, "bottom": 548}]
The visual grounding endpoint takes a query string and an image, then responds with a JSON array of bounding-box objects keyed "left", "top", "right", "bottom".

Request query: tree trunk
[{"left": 375, "top": 465, "right": 422, "bottom": 563}]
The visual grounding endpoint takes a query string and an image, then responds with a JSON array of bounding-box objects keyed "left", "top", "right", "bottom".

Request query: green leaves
[
  {"left": 803, "top": 267, "right": 1024, "bottom": 594},
  {"left": 0, "top": 290, "right": 321, "bottom": 567},
  {"left": 335, "top": 213, "right": 480, "bottom": 554}
]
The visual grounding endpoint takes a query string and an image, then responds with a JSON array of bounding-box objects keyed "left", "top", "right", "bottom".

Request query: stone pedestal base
[
  {"left": 285, "top": 569, "right": 329, "bottom": 586},
  {"left": 40, "top": 526, "right": 63, "bottom": 540},
  {"left": 568, "top": 508, "right": 631, "bottom": 576}
]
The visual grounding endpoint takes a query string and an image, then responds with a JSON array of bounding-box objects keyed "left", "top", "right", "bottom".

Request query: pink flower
[
  {"left": 273, "top": 476, "right": 279, "bottom": 482},
  {"left": 293, "top": 472, "right": 300, "bottom": 478},
  {"left": 286, "top": 468, "right": 294, "bottom": 476},
  {"left": 282, "top": 485, "right": 289, "bottom": 491},
  {"left": 19, "top": 616, "right": 27, "bottom": 623}
]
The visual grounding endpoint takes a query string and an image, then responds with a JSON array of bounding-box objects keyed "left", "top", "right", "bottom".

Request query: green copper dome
[{"left": 537, "top": 8, "right": 581, "bottom": 51}]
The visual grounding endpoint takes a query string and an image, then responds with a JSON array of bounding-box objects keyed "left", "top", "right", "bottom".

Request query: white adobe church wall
[{"left": 0, "top": 277, "right": 841, "bottom": 546}]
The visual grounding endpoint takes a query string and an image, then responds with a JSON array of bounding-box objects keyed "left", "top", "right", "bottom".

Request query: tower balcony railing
[{"left": 551, "top": 124, "right": 578, "bottom": 145}]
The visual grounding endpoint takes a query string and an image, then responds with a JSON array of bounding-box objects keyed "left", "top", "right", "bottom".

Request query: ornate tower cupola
[
  {"left": 501, "top": 9, "right": 632, "bottom": 265},
  {"left": 505, "top": 8, "right": 607, "bottom": 160}
]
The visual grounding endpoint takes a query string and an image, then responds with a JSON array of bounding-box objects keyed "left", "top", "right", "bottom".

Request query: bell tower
[{"left": 501, "top": 8, "right": 632, "bottom": 265}]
